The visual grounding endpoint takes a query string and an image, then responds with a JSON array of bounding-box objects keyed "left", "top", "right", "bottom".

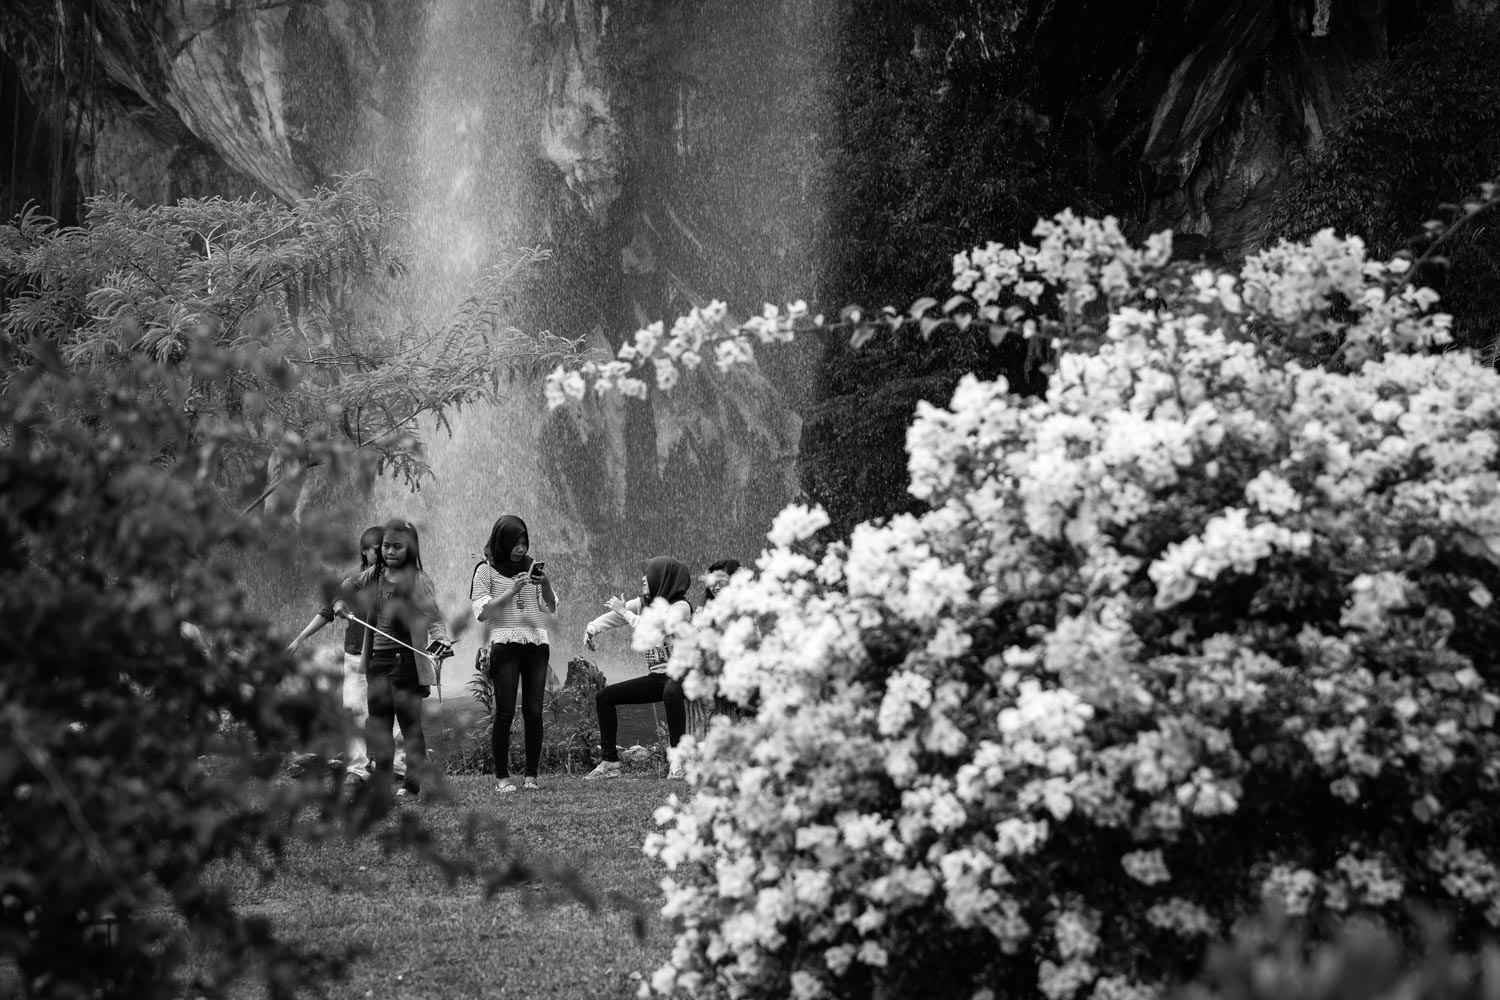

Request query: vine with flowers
[{"left": 561, "top": 184, "right": 1500, "bottom": 1000}]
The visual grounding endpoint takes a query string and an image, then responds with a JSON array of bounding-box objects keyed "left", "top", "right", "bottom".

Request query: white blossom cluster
[
  {"left": 634, "top": 212, "right": 1500, "bottom": 1000},
  {"left": 543, "top": 298, "right": 813, "bottom": 408}
]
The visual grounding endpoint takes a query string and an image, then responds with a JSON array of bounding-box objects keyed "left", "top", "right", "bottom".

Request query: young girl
[
  {"left": 701, "top": 558, "right": 740, "bottom": 606},
  {"left": 583, "top": 556, "right": 693, "bottom": 780},
  {"left": 338, "top": 519, "right": 451, "bottom": 800},
  {"left": 471, "top": 514, "right": 558, "bottom": 793},
  {"left": 287, "top": 525, "right": 403, "bottom": 786}
]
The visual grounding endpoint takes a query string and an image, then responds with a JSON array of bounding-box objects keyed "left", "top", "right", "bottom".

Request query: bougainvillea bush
[{"left": 614, "top": 212, "right": 1500, "bottom": 999}]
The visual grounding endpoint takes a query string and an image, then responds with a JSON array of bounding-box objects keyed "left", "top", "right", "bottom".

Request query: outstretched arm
[
  {"left": 583, "top": 598, "right": 642, "bottom": 650},
  {"left": 286, "top": 608, "right": 333, "bottom": 653}
]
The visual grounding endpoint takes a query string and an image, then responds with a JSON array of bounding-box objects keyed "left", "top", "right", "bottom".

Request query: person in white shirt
[
  {"left": 582, "top": 556, "right": 693, "bottom": 780},
  {"left": 471, "top": 515, "right": 557, "bottom": 793}
]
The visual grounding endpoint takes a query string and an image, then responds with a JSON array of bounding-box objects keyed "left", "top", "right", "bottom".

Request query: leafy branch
[{"left": 0, "top": 175, "right": 585, "bottom": 506}]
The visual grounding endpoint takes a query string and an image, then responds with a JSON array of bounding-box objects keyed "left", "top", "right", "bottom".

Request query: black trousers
[
  {"left": 596, "top": 672, "right": 685, "bottom": 762},
  {"left": 367, "top": 651, "right": 427, "bottom": 793},
  {"left": 488, "top": 641, "right": 550, "bottom": 778}
]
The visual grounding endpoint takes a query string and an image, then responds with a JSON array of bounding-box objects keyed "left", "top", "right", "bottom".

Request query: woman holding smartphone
[{"left": 471, "top": 514, "right": 557, "bottom": 792}]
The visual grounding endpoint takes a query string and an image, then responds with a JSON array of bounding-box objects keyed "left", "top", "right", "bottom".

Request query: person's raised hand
[{"left": 606, "top": 594, "right": 627, "bottom": 615}]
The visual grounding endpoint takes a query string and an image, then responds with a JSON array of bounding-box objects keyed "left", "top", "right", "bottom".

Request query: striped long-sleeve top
[{"left": 471, "top": 562, "right": 556, "bottom": 646}]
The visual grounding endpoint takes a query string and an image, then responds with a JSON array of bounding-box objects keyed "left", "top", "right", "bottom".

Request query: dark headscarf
[
  {"left": 643, "top": 556, "right": 693, "bottom": 607},
  {"left": 485, "top": 514, "right": 532, "bottom": 576}
]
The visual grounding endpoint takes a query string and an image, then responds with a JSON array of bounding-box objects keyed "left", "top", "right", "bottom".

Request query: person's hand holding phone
[{"left": 529, "top": 560, "right": 548, "bottom": 584}]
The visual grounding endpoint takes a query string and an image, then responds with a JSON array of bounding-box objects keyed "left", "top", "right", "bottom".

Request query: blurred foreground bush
[
  {"left": 0, "top": 346, "right": 353, "bottom": 997},
  {"left": 1178, "top": 908, "right": 1500, "bottom": 1000}
]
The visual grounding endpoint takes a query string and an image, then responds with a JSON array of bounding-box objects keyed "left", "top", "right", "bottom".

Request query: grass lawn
[{"left": 203, "top": 774, "right": 678, "bottom": 999}]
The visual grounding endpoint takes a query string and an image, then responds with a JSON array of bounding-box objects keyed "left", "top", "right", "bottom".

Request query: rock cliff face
[
  {"left": 1136, "top": 0, "right": 1391, "bottom": 256},
  {"left": 0, "top": 0, "right": 1417, "bottom": 272},
  {"left": 0, "top": 0, "right": 1432, "bottom": 552}
]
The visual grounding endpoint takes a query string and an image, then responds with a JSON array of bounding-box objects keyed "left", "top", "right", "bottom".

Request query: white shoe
[
  {"left": 522, "top": 777, "right": 539, "bottom": 791},
  {"left": 584, "top": 760, "right": 621, "bottom": 780},
  {"left": 668, "top": 768, "right": 686, "bottom": 781},
  {"left": 495, "top": 778, "right": 516, "bottom": 794}
]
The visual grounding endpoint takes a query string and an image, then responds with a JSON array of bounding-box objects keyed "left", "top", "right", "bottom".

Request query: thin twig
[{"left": 1410, "top": 197, "right": 1500, "bottom": 278}]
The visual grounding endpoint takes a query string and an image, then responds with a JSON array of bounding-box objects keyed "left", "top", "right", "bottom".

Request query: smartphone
[{"left": 530, "top": 561, "right": 547, "bottom": 577}]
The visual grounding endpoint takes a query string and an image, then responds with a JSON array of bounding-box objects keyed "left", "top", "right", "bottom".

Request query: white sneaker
[{"left": 584, "top": 760, "right": 622, "bottom": 780}]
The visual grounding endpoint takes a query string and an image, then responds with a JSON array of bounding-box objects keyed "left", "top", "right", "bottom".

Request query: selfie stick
[{"left": 336, "top": 609, "right": 451, "bottom": 739}]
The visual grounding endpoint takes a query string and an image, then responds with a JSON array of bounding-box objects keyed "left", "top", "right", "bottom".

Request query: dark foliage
[
  {"left": 0, "top": 342, "right": 357, "bottom": 998},
  {"left": 803, "top": 0, "right": 1138, "bottom": 533},
  {"left": 1264, "top": 7, "right": 1500, "bottom": 353}
]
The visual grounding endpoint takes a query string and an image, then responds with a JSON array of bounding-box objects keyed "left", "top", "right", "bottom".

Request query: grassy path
[{"left": 207, "top": 774, "right": 677, "bottom": 999}]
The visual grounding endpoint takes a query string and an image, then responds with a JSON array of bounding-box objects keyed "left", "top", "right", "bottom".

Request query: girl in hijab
[
  {"left": 583, "top": 556, "right": 694, "bottom": 780},
  {"left": 471, "top": 514, "right": 557, "bottom": 793},
  {"left": 338, "top": 518, "right": 451, "bottom": 801}
]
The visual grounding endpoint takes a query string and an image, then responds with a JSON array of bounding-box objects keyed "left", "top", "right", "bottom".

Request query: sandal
[
  {"left": 495, "top": 778, "right": 516, "bottom": 794},
  {"left": 523, "top": 777, "right": 539, "bottom": 791}
]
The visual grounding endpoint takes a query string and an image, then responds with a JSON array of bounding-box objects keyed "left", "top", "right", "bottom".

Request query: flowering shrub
[{"left": 629, "top": 212, "right": 1500, "bottom": 999}]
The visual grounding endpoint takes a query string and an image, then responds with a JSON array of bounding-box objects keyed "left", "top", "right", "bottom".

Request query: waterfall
[
  {"left": 268, "top": 0, "right": 831, "bottom": 693},
  {"left": 357, "top": 0, "right": 595, "bottom": 686}
]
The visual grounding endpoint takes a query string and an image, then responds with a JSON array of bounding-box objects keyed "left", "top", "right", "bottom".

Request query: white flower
[
  {"left": 1121, "top": 849, "right": 1171, "bottom": 885},
  {"left": 1340, "top": 571, "right": 1413, "bottom": 633},
  {"left": 1261, "top": 865, "right": 1319, "bottom": 916},
  {"left": 1244, "top": 469, "right": 1301, "bottom": 516},
  {"left": 767, "top": 503, "right": 832, "bottom": 547},
  {"left": 790, "top": 970, "right": 823, "bottom": 999}
]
